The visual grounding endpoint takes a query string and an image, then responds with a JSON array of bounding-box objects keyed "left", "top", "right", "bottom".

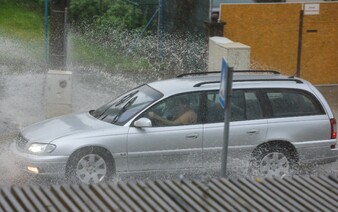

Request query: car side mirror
[{"left": 134, "top": 117, "right": 152, "bottom": 128}]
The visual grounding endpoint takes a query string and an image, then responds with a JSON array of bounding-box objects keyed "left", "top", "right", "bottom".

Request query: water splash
[
  {"left": 0, "top": 35, "right": 144, "bottom": 186},
  {"left": 0, "top": 29, "right": 337, "bottom": 186}
]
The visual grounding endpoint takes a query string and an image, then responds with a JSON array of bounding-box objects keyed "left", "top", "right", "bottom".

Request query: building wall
[{"left": 219, "top": 2, "right": 338, "bottom": 84}]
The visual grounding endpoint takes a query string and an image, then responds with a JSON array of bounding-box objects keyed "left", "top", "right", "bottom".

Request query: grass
[
  {"left": 0, "top": 2, "right": 44, "bottom": 42},
  {"left": 0, "top": 1, "right": 150, "bottom": 71},
  {"left": 68, "top": 34, "right": 151, "bottom": 72},
  {"left": 0, "top": 1, "right": 205, "bottom": 74},
  {"left": 0, "top": 2, "right": 46, "bottom": 65}
]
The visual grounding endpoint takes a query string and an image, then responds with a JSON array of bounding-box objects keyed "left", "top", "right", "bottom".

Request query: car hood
[{"left": 21, "top": 112, "right": 117, "bottom": 143}]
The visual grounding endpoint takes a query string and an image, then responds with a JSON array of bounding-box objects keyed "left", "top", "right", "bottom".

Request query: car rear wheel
[
  {"left": 66, "top": 148, "right": 114, "bottom": 184},
  {"left": 250, "top": 144, "right": 294, "bottom": 178}
]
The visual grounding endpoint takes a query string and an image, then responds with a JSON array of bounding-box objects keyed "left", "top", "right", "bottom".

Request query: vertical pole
[
  {"left": 220, "top": 67, "right": 233, "bottom": 178},
  {"left": 158, "top": 0, "right": 164, "bottom": 62},
  {"left": 296, "top": 10, "right": 304, "bottom": 77},
  {"left": 44, "top": 0, "right": 49, "bottom": 63},
  {"left": 210, "top": 0, "right": 213, "bottom": 21},
  {"left": 133, "top": 5, "right": 135, "bottom": 28},
  {"left": 49, "top": 0, "right": 68, "bottom": 70},
  {"left": 63, "top": 8, "right": 68, "bottom": 67}
]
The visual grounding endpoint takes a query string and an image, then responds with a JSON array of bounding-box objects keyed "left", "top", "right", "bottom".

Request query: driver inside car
[{"left": 148, "top": 97, "right": 197, "bottom": 126}]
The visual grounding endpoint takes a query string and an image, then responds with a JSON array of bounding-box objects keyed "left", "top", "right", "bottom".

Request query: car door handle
[
  {"left": 186, "top": 133, "right": 199, "bottom": 139},
  {"left": 247, "top": 129, "right": 259, "bottom": 135}
]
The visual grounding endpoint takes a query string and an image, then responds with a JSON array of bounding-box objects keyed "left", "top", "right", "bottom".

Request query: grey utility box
[
  {"left": 46, "top": 70, "right": 72, "bottom": 118},
  {"left": 208, "top": 36, "right": 251, "bottom": 71}
]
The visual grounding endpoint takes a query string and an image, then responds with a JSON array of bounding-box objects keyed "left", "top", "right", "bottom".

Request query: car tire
[
  {"left": 66, "top": 148, "right": 114, "bottom": 184},
  {"left": 249, "top": 144, "right": 295, "bottom": 178}
]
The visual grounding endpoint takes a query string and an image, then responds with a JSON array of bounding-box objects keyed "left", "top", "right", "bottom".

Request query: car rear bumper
[
  {"left": 296, "top": 140, "right": 338, "bottom": 164},
  {"left": 9, "top": 142, "right": 68, "bottom": 178}
]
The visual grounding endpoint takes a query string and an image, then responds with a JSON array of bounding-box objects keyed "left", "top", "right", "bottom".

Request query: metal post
[
  {"left": 44, "top": 0, "right": 49, "bottom": 63},
  {"left": 210, "top": 0, "right": 213, "bottom": 21},
  {"left": 158, "top": 0, "right": 164, "bottom": 62},
  {"left": 49, "top": 0, "right": 68, "bottom": 70},
  {"left": 46, "top": 0, "right": 72, "bottom": 119},
  {"left": 296, "top": 10, "right": 304, "bottom": 77},
  {"left": 64, "top": 8, "right": 68, "bottom": 67},
  {"left": 220, "top": 67, "right": 233, "bottom": 178}
]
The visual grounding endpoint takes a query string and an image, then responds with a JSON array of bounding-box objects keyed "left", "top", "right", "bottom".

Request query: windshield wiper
[
  {"left": 95, "top": 90, "right": 139, "bottom": 119},
  {"left": 115, "top": 90, "right": 139, "bottom": 107},
  {"left": 112, "top": 96, "right": 137, "bottom": 124}
]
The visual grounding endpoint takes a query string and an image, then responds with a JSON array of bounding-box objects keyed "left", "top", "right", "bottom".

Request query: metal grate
[{"left": 0, "top": 175, "right": 337, "bottom": 211}]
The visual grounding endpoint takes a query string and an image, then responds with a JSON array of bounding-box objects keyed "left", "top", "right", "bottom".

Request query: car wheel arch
[
  {"left": 65, "top": 146, "right": 116, "bottom": 183},
  {"left": 248, "top": 140, "right": 300, "bottom": 177},
  {"left": 251, "top": 140, "right": 299, "bottom": 164}
]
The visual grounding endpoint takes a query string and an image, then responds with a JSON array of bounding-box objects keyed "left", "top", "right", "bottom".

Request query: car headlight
[{"left": 28, "top": 143, "right": 56, "bottom": 153}]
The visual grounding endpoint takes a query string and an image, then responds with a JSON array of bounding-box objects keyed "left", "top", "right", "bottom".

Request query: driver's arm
[
  {"left": 148, "top": 112, "right": 176, "bottom": 125},
  {"left": 148, "top": 111, "right": 191, "bottom": 126}
]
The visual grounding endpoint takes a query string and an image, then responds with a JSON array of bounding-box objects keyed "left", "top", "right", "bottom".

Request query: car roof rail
[
  {"left": 193, "top": 81, "right": 220, "bottom": 87},
  {"left": 234, "top": 78, "right": 303, "bottom": 84},
  {"left": 176, "top": 71, "right": 220, "bottom": 78},
  {"left": 193, "top": 78, "right": 303, "bottom": 87},
  {"left": 234, "top": 70, "right": 280, "bottom": 74},
  {"left": 177, "top": 70, "right": 280, "bottom": 78}
]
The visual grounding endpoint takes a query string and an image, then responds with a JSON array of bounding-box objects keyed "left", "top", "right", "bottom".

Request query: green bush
[
  {"left": 95, "top": 0, "right": 144, "bottom": 29},
  {"left": 68, "top": 0, "right": 144, "bottom": 29},
  {"left": 68, "top": 0, "right": 103, "bottom": 24}
]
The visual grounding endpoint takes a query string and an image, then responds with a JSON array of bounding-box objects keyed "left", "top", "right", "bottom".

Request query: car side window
[
  {"left": 266, "top": 89, "right": 325, "bottom": 117},
  {"left": 206, "top": 93, "right": 224, "bottom": 123},
  {"left": 244, "top": 92, "right": 263, "bottom": 120},
  {"left": 205, "top": 90, "right": 263, "bottom": 123},
  {"left": 144, "top": 93, "right": 201, "bottom": 127}
]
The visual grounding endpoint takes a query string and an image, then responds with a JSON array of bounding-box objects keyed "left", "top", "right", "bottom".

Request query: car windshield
[{"left": 90, "top": 85, "right": 163, "bottom": 125}]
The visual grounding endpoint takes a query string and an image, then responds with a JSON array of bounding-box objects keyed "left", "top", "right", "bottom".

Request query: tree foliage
[
  {"left": 95, "top": 0, "right": 144, "bottom": 29},
  {"left": 68, "top": 0, "right": 145, "bottom": 29}
]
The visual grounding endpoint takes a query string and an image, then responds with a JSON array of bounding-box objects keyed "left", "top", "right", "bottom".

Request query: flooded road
[
  {"left": 0, "top": 69, "right": 139, "bottom": 186},
  {"left": 0, "top": 36, "right": 337, "bottom": 187},
  {"left": 0, "top": 36, "right": 146, "bottom": 186}
]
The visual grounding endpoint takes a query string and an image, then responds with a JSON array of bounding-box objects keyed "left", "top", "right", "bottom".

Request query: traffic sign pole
[{"left": 220, "top": 66, "right": 233, "bottom": 178}]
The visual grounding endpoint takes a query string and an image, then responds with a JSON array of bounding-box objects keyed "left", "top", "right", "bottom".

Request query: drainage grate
[{"left": 0, "top": 175, "right": 337, "bottom": 211}]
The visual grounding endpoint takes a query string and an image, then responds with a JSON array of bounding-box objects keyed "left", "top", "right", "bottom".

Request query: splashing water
[
  {"left": 0, "top": 35, "right": 146, "bottom": 185},
  {"left": 0, "top": 29, "right": 337, "bottom": 186},
  {"left": 0, "top": 30, "right": 209, "bottom": 185}
]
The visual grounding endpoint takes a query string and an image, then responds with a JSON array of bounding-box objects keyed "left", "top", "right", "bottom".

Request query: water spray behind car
[{"left": 0, "top": 25, "right": 209, "bottom": 185}]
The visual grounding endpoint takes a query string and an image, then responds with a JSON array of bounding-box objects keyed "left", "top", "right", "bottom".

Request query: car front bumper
[{"left": 9, "top": 142, "right": 69, "bottom": 178}]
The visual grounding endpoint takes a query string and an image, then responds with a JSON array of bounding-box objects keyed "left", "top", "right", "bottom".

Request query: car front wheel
[{"left": 66, "top": 148, "right": 114, "bottom": 184}]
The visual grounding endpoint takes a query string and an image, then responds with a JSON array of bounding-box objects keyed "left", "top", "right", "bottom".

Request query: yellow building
[{"left": 219, "top": 2, "right": 338, "bottom": 84}]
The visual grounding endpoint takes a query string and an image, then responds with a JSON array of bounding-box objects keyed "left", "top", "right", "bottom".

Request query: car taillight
[{"left": 330, "top": 118, "right": 337, "bottom": 139}]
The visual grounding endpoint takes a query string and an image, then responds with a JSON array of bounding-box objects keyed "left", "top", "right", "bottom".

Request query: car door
[
  {"left": 202, "top": 90, "right": 268, "bottom": 169},
  {"left": 127, "top": 92, "right": 203, "bottom": 171}
]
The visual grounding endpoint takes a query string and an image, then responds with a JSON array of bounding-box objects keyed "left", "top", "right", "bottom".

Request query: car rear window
[
  {"left": 266, "top": 89, "right": 325, "bottom": 118},
  {"left": 205, "top": 88, "right": 325, "bottom": 123}
]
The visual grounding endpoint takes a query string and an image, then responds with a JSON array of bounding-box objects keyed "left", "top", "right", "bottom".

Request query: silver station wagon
[{"left": 10, "top": 71, "right": 338, "bottom": 184}]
